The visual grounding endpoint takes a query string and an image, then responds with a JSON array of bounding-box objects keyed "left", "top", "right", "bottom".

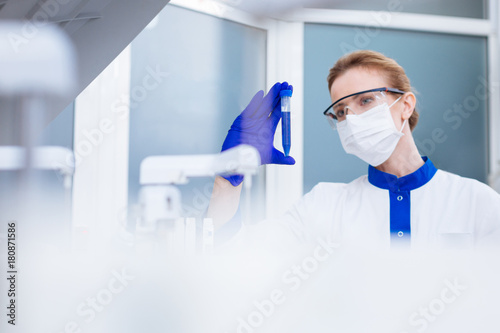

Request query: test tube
[
  {"left": 280, "top": 89, "right": 292, "bottom": 157},
  {"left": 184, "top": 218, "right": 196, "bottom": 255},
  {"left": 202, "top": 218, "right": 214, "bottom": 255}
]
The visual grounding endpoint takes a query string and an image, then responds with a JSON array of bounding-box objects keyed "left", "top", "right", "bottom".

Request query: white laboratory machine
[
  {"left": 136, "top": 144, "right": 260, "bottom": 254},
  {"left": 0, "top": 22, "right": 76, "bottom": 251}
]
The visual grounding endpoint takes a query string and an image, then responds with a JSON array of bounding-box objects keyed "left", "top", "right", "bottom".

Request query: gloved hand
[{"left": 221, "top": 82, "right": 296, "bottom": 186}]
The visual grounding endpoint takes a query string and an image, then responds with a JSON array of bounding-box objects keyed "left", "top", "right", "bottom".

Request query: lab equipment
[
  {"left": 137, "top": 144, "right": 261, "bottom": 254},
  {"left": 0, "top": 22, "right": 76, "bottom": 171},
  {"left": 0, "top": 22, "right": 77, "bottom": 252},
  {"left": 221, "top": 82, "right": 295, "bottom": 186},
  {"left": 0, "top": 146, "right": 74, "bottom": 189},
  {"left": 202, "top": 218, "right": 214, "bottom": 255},
  {"left": 185, "top": 218, "right": 197, "bottom": 255},
  {"left": 280, "top": 89, "right": 292, "bottom": 157}
]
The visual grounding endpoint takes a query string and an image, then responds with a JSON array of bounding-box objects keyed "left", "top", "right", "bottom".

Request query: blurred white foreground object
[
  {"left": 0, "top": 146, "right": 74, "bottom": 188},
  {"left": 138, "top": 144, "right": 260, "bottom": 253},
  {"left": 0, "top": 22, "right": 77, "bottom": 254},
  {"left": 0, "top": 21, "right": 76, "bottom": 95},
  {"left": 0, "top": 21, "right": 77, "bottom": 164},
  {"left": 140, "top": 144, "right": 260, "bottom": 185}
]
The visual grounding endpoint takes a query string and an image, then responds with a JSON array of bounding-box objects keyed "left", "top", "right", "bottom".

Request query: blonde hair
[{"left": 327, "top": 50, "right": 419, "bottom": 131}]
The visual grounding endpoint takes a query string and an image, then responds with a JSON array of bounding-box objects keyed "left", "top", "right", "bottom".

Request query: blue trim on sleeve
[{"left": 367, "top": 157, "right": 438, "bottom": 247}]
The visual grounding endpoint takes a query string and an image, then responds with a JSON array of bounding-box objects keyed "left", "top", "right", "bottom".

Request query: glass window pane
[
  {"left": 128, "top": 5, "right": 267, "bottom": 222},
  {"left": 309, "top": 0, "right": 487, "bottom": 19},
  {"left": 37, "top": 102, "right": 75, "bottom": 149}
]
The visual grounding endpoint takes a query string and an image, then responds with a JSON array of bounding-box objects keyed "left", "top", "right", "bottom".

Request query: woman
[{"left": 208, "top": 50, "right": 500, "bottom": 249}]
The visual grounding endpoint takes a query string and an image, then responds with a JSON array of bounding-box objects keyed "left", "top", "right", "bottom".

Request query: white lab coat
[{"left": 277, "top": 158, "right": 500, "bottom": 250}]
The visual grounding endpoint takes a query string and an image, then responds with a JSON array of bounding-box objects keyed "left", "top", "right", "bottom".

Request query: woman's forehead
[{"left": 330, "top": 67, "right": 388, "bottom": 101}]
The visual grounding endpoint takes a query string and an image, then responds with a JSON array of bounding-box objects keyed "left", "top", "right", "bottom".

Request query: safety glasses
[{"left": 323, "top": 87, "right": 405, "bottom": 129}]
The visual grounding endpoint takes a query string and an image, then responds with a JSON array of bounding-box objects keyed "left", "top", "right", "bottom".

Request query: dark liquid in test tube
[{"left": 280, "top": 90, "right": 292, "bottom": 157}]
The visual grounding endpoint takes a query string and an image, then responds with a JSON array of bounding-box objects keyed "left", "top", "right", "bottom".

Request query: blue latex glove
[{"left": 221, "top": 82, "right": 296, "bottom": 186}]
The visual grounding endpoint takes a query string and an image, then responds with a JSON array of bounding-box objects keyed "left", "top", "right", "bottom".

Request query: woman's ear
[{"left": 401, "top": 92, "right": 416, "bottom": 120}]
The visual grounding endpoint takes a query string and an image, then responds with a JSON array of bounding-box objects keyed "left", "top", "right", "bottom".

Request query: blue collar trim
[{"left": 368, "top": 157, "right": 437, "bottom": 192}]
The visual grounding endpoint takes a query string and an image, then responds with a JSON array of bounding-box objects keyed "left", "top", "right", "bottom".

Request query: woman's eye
[
  {"left": 336, "top": 109, "right": 345, "bottom": 118},
  {"left": 361, "top": 97, "right": 374, "bottom": 105}
]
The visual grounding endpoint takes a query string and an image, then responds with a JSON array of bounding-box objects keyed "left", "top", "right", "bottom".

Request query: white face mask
[{"left": 337, "top": 97, "right": 406, "bottom": 166}]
